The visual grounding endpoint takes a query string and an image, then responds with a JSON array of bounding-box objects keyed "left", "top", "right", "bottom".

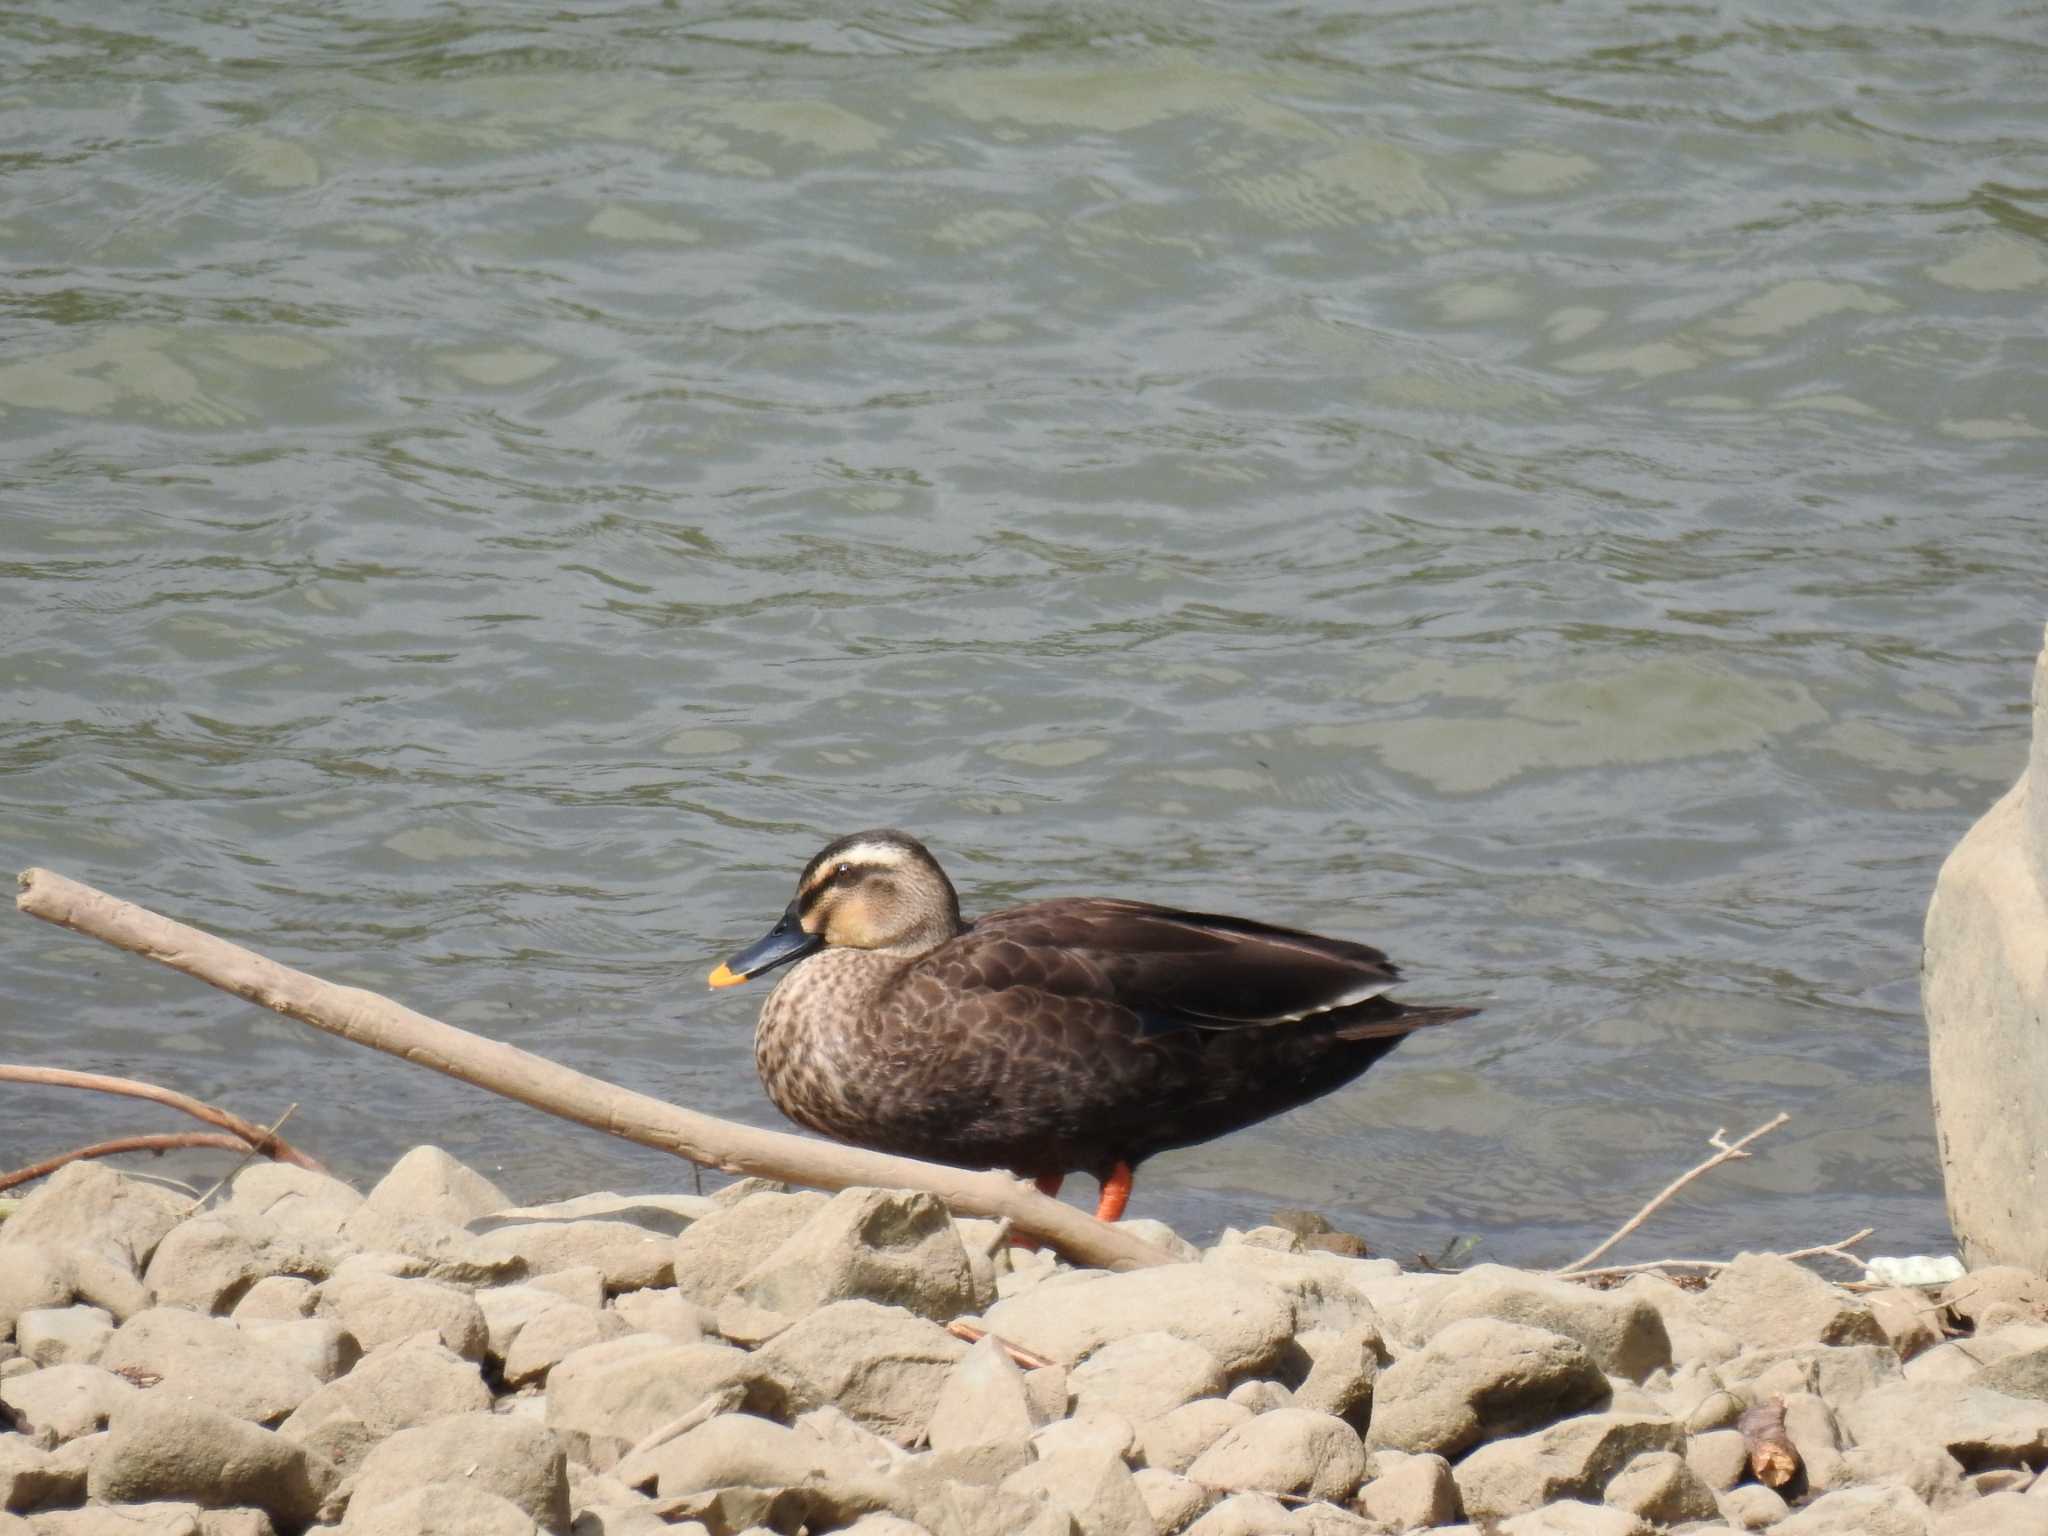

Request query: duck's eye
[{"left": 834, "top": 862, "right": 852, "bottom": 881}]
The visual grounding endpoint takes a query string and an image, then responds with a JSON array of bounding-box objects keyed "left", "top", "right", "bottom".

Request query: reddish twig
[
  {"left": 0, "top": 1132, "right": 260, "bottom": 1192},
  {"left": 946, "top": 1319, "right": 1057, "bottom": 1371},
  {"left": 0, "top": 1064, "right": 324, "bottom": 1172}
]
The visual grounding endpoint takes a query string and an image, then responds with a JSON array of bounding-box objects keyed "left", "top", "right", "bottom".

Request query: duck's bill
[{"left": 708, "top": 902, "right": 821, "bottom": 988}]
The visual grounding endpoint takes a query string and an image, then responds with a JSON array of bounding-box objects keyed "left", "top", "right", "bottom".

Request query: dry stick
[
  {"left": 0, "top": 1132, "right": 260, "bottom": 1192},
  {"left": 1553, "top": 1112, "right": 1791, "bottom": 1276},
  {"left": 15, "top": 867, "right": 1177, "bottom": 1272},
  {"left": 188, "top": 1102, "right": 301, "bottom": 1213},
  {"left": 0, "top": 1063, "right": 325, "bottom": 1172},
  {"left": 1562, "top": 1226, "right": 1875, "bottom": 1283}
]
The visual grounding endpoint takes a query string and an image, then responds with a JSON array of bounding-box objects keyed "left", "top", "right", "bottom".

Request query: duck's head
[{"left": 708, "top": 828, "right": 964, "bottom": 988}]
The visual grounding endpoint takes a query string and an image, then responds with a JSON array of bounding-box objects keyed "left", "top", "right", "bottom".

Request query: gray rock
[
  {"left": 636, "top": 1411, "right": 893, "bottom": 1526},
  {"left": 236, "top": 1317, "right": 362, "bottom": 1384},
  {"left": 1694, "top": 1254, "right": 1887, "bottom": 1351},
  {"left": 144, "top": 1213, "right": 339, "bottom": 1314},
  {"left": 1866, "top": 1287, "right": 1945, "bottom": 1362},
  {"left": 543, "top": 1336, "right": 791, "bottom": 1470},
  {"left": 1132, "top": 1467, "right": 1216, "bottom": 1533},
  {"left": 733, "top": 1188, "right": 976, "bottom": 1324},
  {"left": 0, "top": 1244, "right": 76, "bottom": 1341},
  {"left": 364, "top": 1146, "right": 510, "bottom": 1229},
  {"left": 1615, "top": 1274, "right": 1742, "bottom": 1368},
  {"left": 1499, "top": 1504, "right": 1649, "bottom": 1536},
  {"left": 1924, "top": 628, "right": 2048, "bottom": 1275},
  {"left": 1774, "top": 1483, "right": 1933, "bottom": 1535},
  {"left": 21, "top": 1505, "right": 210, "bottom": 1535},
  {"left": 1780, "top": 1391, "right": 1851, "bottom": 1491},
  {"left": 1024, "top": 1364, "right": 1070, "bottom": 1426},
  {"left": 669, "top": 1192, "right": 828, "bottom": 1309},
  {"left": 16, "top": 1305, "right": 114, "bottom": 1368},
  {"left": 755, "top": 1299, "right": 967, "bottom": 1445},
  {"left": 346, "top": 1411, "right": 569, "bottom": 1532},
  {"left": 1199, "top": 1245, "right": 1394, "bottom": 1335},
  {"left": 333, "top": 1210, "right": 521, "bottom": 1286},
  {"left": 1686, "top": 1427, "right": 1751, "bottom": 1490},
  {"left": 474, "top": 1283, "right": 575, "bottom": 1362},
  {"left": 224, "top": 1164, "right": 364, "bottom": 1243},
  {"left": 0, "top": 1163, "right": 185, "bottom": 1279},
  {"left": 1292, "top": 1322, "right": 1385, "bottom": 1429},
  {"left": 982, "top": 1265, "right": 1296, "bottom": 1377},
  {"left": 606, "top": 1289, "right": 710, "bottom": 1344},
  {"left": 1839, "top": 1380, "right": 2048, "bottom": 1471},
  {"left": 1002, "top": 1447, "right": 1157, "bottom": 1536},
  {"left": 467, "top": 1221, "right": 671, "bottom": 1293},
  {"left": 473, "top": 1192, "right": 712, "bottom": 1237},
  {"left": 1718, "top": 1482, "right": 1792, "bottom": 1529},
  {"left": 1937, "top": 1491, "right": 2048, "bottom": 1535},
  {"left": 97, "top": 1307, "right": 323, "bottom": 1424},
  {"left": 0, "top": 1362, "right": 139, "bottom": 1446},
  {"left": 1182, "top": 1491, "right": 1295, "bottom": 1536},
  {"left": 89, "top": 1393, "right": 338, "bottom": 1529},
  {"left": 231, "top": 1277, "right": 320, "bottom": 1322},
  {"left": 1225, "top": 1379, "right": 1290, "bottom": 1414},
  {"left": 1367, "top": 1317, "right": 1610, "bottom": 1458},
  {"left": 1452, "top": 1411, "right": 1684, "bottom": 1523},
  {"left": 1069, "top": 1333, "right": 1225, "bottom": 1425},
  {"left": 0, "top": 1434, "right": 76, "bottom": 1513},
  {"left": 503, "top": 1302, "right": 633, "bottom": 1387},
  {"left": 341, "top": 1482, "right": 541, "bottom": 1534},
  {"left": 899, "top": 1477, "right": 1074, "bottom": 1536},
  {"left": 1185, "top": 1408, "right": 1366, "bottom": 1503},
  {"left": 1355, "top": 1450, "right": 1459, "bottom": 1531},
  {"left": 1032, "top": 1411, "right": 1137, "bottom": 1464},
  {"left": 1603, "top": 1449, "right": 1718, "bottom": 1524},
  {"left": 1137, "top": 1399, "right": 1254, "bottom": 1475},
  {"left": 1720, "top": 1342, "right": 1902, "bottom": 1404},
  {"left": 277, "top": 1335, "right": 492, "bottom": 1473},
  {"left": 318, "top": 1260, "right": 488, "bottom": 1361},
  {"left": 1410, "top": 1266, "right": 1672, "bottom": 1382},
  {"left": 929, "top": 1334, "right": 1045, "bottom": 1453},
  {"left": 526, "top": 1266, "right": 605, "bottom": 1311}
]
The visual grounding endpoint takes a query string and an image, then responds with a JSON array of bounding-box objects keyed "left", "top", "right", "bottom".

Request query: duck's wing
[{"left": 938, "top": 897, "right": 1432, "bottom": 1039}]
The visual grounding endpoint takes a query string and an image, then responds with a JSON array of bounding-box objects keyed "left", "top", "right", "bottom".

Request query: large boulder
[
  {"left": 89, "top": 1394, "right": 338, "bottom": 1529},
  {"left": 981, "top": 1263, "right": 1296, "bottom": 1375},
  {"left": 345, "top": 1411, "right": 570, "bottom": 1532},
  {"left": 1924, "top": 624, "right": 2048, "bottom": 1272},
  {"left": 733, "top": 1188, "right": 979, "bottom": 1322},
  {"left": 1408, "top": 1266, "right": 1671, "bottom": 1381},
  {"left": 755, "top": 1300, "right": 968, "bottom": 1445},
  {"left": 1367, "top": 1318, "right": 1610, "bottom": 1458},
  {"left": 97, "top": 1307, "right": 324, "bottom": 1424}
]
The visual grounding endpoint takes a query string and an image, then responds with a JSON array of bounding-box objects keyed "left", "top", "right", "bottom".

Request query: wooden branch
[
  {"left": 1559, "top": 1227, "right": 1875, "bottom": 1283},
  {"left": 15, "top": 868, "right": 1178, "bottom": 1272},
  {"left": 0, "top": 1064, "right": 324, "bottom": 1172},
  {"left": 0, "top": 1132, "right": 260, "bottom": 1192},
  {"left": 1553, "top": 1112, "right": 1790, "bottom": 1275}
]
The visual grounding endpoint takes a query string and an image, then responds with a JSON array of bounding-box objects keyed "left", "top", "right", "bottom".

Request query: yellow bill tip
[{"left": 707, "top": 962, "right": 747, "bottom": 990}]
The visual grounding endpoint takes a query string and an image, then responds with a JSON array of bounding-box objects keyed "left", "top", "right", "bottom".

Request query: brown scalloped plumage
[{"left": 721, "top": 829, "right": 1477, "bottom": 1211}]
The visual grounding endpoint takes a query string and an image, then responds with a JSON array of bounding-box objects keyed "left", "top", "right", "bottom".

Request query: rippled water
[{"left": 4, "top": 1, "right": 2043, "bottom": 1266}]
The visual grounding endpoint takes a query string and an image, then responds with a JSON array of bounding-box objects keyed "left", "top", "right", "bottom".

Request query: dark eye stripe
[{"left": 798, "top": 861, "right": 882, "bottom": 915}]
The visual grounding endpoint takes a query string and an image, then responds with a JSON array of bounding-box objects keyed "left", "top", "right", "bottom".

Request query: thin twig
[
  {"left": 189, "top": 1103, "right": 301, "bottom": 1213},
  {"left": 0, "top": 1064, "right": 324, "bottom": 1171},
  {"left": 1554, "top": 1112, "right": 1790, "bottom": 1275},
  {"left": 1562, "top": 1227, "right": 1874, "bottom": 1283},
  {"left": 615, "top": 1384, "right": 749, "bottom": 1488},
  {"left": 0, "top": 1132, "right": 257, "bottom": 1192},
  {"left": 946, "top": 1319, "right": 1057, "bottom": 1371}
]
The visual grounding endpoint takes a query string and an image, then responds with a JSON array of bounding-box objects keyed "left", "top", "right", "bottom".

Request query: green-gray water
[{"left": 4, "top": 1, "right": 2043, "bottom": 1264}]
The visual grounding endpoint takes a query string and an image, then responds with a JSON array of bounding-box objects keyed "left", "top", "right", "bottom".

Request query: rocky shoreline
[{"left": 1, "top": 1149, "right": 2043, "bottom": 1536}]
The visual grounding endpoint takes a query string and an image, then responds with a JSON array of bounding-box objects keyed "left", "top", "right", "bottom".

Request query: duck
[{"left": 708, "top": 829, "right": 1476, "bottom": 1222}]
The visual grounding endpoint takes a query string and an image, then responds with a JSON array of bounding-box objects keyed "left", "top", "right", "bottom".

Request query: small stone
[
  {"left": 276, "top": 1335, "right": 491, "bottom": 1473},
  {"left": 1780, "top": 1392, "right": 1850, "bottom": 1491},
  {"left": 1453, "top": 1412, "right": 1684, "bottom": 1523},
  {"left": 1138, "top": 1398, "right": 1254, "bottom": 1475},
  {"left": 1499, "top": 1504, "right": 1649, "bottom": 1536},
  {"left": 1937, "top": 1491, "right": 2048, "bottom": 1535},
  {"left": 982, "top": 1264, "right": 1297, "bottom": 1376},
  {"left": 0, "top": 1362, "right": 139, "bottom": 1447},
  {"left": 544, "top": 1336, "right": 791, "bottom": 1470},
  {"left": 0, "top": 1163, "right": 185, "bottom": 1280},
  {"left": 318, "top": 1259, "right": 488, "bottom": 1360},
  {"left": 1604, "top": 1449, "right": 1718, "bottom": 1524},
  {"left": 1002, "top": 1447, "right": 1156, "bottom": 1536},
  {"left": 638, "top": 1411, "right": 893, "bottom": 1526},
  {"left": 608, "top": 1288, "right": 711, "bottom": 1343},
  {"left": 733, "top": 1188, "right": 977, "bottom": 1324},
  {"left": 1186, "top": 1408, "right": 1366, "bottom": 1503},
  {"left": 1718, "top": 1483, "right": 1792, "bottom": 1529},
  {"left": 1686, "top": 1427, "right": 1752, "bottom": 1490},
  {"left": 231, "top": 1277, "right": 319, "bottom": 1322},
  {"left": 89, "top": 1393, "right": 338, "bottom": 1529},
  {"left": 1032, "top": 1411, "right": 1137, "bottom": 1464},
  {"left": 334, "top": 1208, "right": 521, "bottom": 1286},
  {"left": 364, "top": 1146, "right": 510, "bottom": 1228},
  {"left": 1292, "top": 1322, "right": 1385, "bottom": 1429},
  {"left": 1839, "top": 1380, "right": 2048, "bottom": 1471},
  {"left": 0, "top": 1435, "right": 75, "bottom": 1513},
  {"left": 474, "top": 1191, "right": 712, "bottom": 1237},
  {"left": 1183, "top": 1491, "right": 1295, "bottom": 1536},
  {"left": 929, "top": 1334, "right": 1044, "bottom": 1452},
  {"left": 467, "top": 1221, "right": 673, "bottom": 1293},
  {"left": 1943, "top": 1269, "right": 2048, "bottom": 1332},
  {"left": 1070, "top": 1333, "right": 1225, "bottom": 1424},
  {"left": 1773, "top": 1483, "right": 1932, "bottom": 1535},
  {"left": 1226, "top": 1381, "right": 1291, "bottom": 1414},
  {"left": 1616, "top": 1274, "right": 1742, "bottom": 1368},
  {"left": 144, "top": 1213, "right": 339, "bottom": 1314},
  {"left": 234, "top": 1318, "right": 361, "bottom": 1384},
  {"left": 1023, "top": 1364, "right": 1069, "bottom": 1426},
  {"left": 1866, "top": 1287, "right": 1944, "bottom": 1361},
  {"left": 503, "top": 1302, "right": 633, "bottom": 1387},
  {"left": 1367, "top": 1318, "right": 1610, "bottom": 1458},
  {"left": 668, "top": 1191, "right": 829, "bottom": 1308},
  {"left": 342, "top": 1483, "right": 541, "bottom": 1535},
  {"left": 1356, "top": 1450, "right": 1459, "bottom": 1530},
  {"left": 1720, "top": 1343, "right": 1902, "bottom": 1405},
  {"left": 16, "top": 1305, "right": 114, "bottom": 1367},
  {"left": 345, "top": 1410, "right": 569, "bottom": 1531},
  {"left": 223, "top": 1163, "right": 364, "bottom": 1243},
  {"left": 1133, "top": 1467, "right": 1217, "bottom": 1532},
  {"left": 755, "top": 1299, "right": 967, "bottom": 1445},
  {"left": 97, "top": 1307, "right": 323, "bottom": 1425},
  {"left": 528, "top": 1265, "right": 606, "bottom": 1310},
  {"left": 1411, "top": 1266, "right": 1672, "bottom": 1382},
  {"left": 1687, "top": 1389, "right": 1748, "bottom": 1433},
  {"left": 1693, "top": 1255, "right": 1887, "bottom": 1350}
]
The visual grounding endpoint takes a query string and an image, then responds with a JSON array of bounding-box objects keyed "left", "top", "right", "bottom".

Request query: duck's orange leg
[{"left": 1094, "top": 1161, "right": 1134, "bottom": 1222}]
